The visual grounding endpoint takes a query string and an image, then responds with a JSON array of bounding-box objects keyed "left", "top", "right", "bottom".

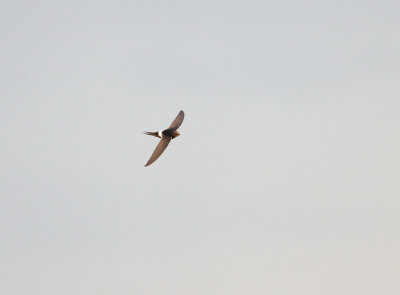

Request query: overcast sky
[{"left": 1, "top": 1, "right": 399, "bottom": 294}]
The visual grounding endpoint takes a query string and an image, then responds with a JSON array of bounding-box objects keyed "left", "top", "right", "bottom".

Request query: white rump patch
[{"left": 158, "top": 130, "right": 163, "bottom": 137}]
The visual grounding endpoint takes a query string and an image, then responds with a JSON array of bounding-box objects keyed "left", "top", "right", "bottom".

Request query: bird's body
[
  {"left": 144, "top": 129, "right": 180, "bottom": 139},
  {"left": 143, "top": 110, "right": 184, "bottom": 167}
]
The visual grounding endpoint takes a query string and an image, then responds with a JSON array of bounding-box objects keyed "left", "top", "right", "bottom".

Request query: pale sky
[{"left": 1, "top": 1, "right": 399, "bottom": 294}]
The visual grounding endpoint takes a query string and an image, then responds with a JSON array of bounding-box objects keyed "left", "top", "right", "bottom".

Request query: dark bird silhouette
[{"left": 143, "top": 110, "right": 184, "bottom": 167}]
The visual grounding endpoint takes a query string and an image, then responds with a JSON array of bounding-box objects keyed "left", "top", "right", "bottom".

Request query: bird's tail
[{"left": 143, "top": 131, "right": 158, "bottom": 137}]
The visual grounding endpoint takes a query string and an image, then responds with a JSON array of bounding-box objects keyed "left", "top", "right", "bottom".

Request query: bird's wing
[
  {"left": 168, "top": 110, "right": 185, "bottom": 130},
  {"left": 145, "top": 136, "right": 172, "bottom": 167}
]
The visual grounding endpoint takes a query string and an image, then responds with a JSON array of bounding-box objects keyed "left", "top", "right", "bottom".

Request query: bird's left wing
[
  {"left": 145, "top": 136, "right": 172, "bottom": 167},
  {"left": 168, "top": 110, "right": 185, "bottom": 130}
]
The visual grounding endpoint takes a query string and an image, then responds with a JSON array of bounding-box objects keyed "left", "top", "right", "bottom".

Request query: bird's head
[{"left": 172, "top": 130, "right": 180, "bottom": 138}]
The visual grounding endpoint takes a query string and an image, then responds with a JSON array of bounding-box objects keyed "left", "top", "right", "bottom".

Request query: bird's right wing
[
  {"left": 168, "top": 110, "right": 185, "bottom": 130},
  {"left": 144, "top": 136, "right": 172, "bottom": 167}
]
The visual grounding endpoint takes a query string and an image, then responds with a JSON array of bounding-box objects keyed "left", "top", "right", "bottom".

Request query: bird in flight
[{"left": 143, "top": 110, "right": 184, "bottom": 167}]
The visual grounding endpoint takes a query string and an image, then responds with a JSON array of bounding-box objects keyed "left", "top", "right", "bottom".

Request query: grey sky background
[{"left": 1, "top": 1, "right": 399, "bottom": 294}]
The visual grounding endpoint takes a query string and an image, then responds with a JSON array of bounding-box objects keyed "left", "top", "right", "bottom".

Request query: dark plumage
[{"left": 143, "top": 110, "right": 184, "bottom": 167}]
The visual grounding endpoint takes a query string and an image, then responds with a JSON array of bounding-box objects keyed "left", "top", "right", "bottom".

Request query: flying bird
[{"left": 143, "top": 110, "right": 184, "bottom": 167}]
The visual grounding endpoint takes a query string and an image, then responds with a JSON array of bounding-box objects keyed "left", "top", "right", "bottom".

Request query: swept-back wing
[
  {"left": 144, "top": 136, "right": 172, "bottom": 167},
  {"left": 168, "top": 110, "right": 185, "bottom": 130}
]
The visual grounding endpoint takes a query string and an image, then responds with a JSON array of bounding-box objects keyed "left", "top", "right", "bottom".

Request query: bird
[{"left": 143, "top": 110, "right": 184, "bottom": 167}]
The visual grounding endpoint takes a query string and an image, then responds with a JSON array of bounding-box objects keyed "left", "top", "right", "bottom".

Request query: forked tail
[{"left": 143, "top": 131, "right": 158, "bottom": 137}]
